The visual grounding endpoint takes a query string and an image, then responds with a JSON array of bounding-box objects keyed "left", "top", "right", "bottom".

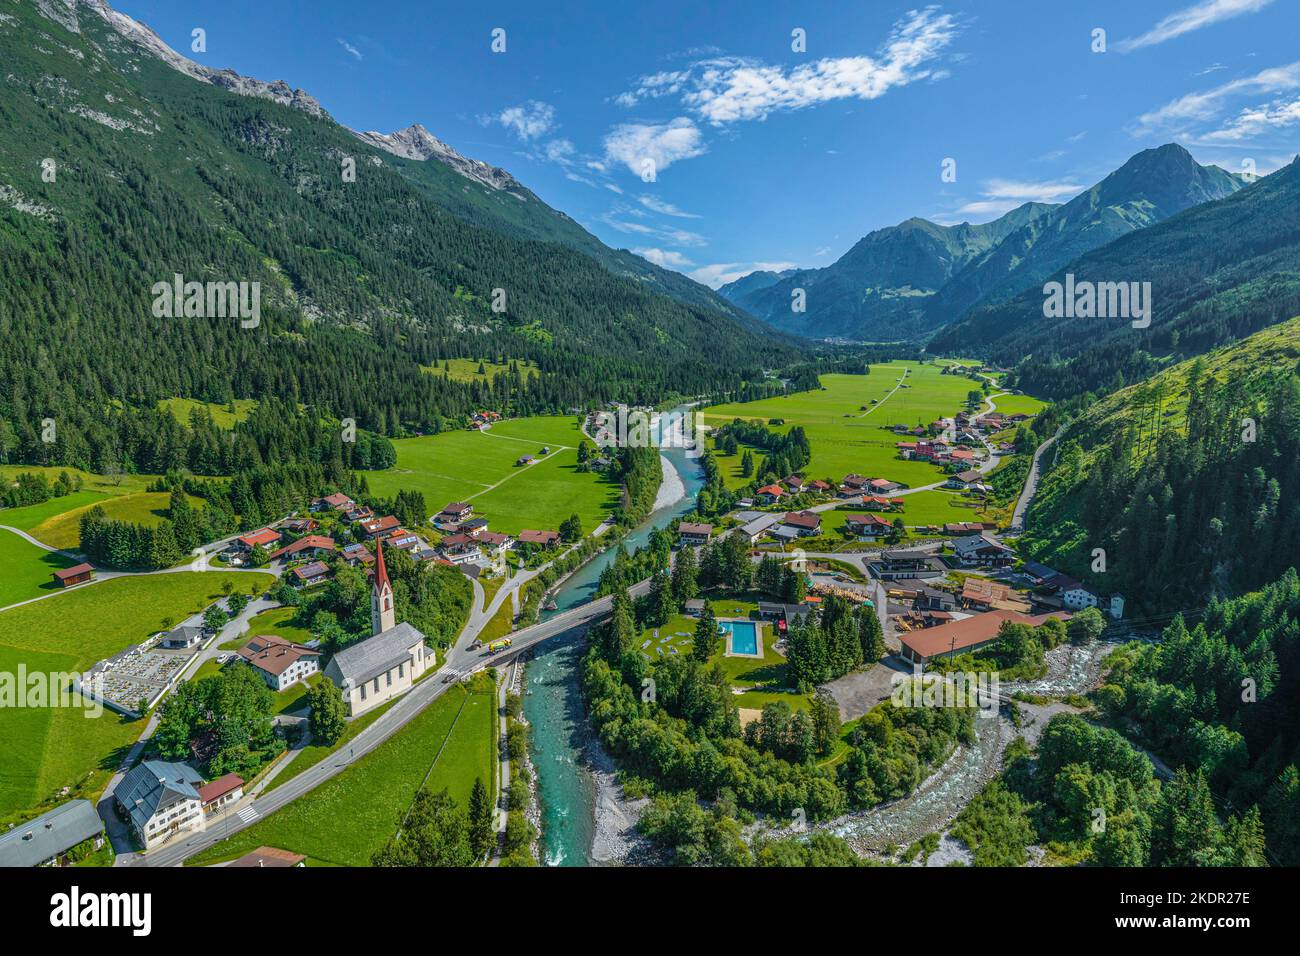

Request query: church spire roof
[{"left": 374, "top": 536, "right": 390, "bottom": 593}]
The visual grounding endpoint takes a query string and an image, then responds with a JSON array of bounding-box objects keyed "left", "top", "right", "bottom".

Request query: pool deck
[{"left": 721, "top": 619, "right": 765, "bottom": 659}]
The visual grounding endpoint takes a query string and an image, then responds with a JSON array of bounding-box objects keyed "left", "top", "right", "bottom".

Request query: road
[{"left": 1009, "top": 423, "right": 1064, "bottom": 533}]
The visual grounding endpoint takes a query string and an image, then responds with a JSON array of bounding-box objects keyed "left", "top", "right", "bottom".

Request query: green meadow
[
  {"left": 158, "top": 397, "right": 259, "bottom": 429},
  {"left": 420, "top": 357, "right": 541, "bottom": 384},
  {"left": 0, "top": 570, "right": 274, "bottom": 822},
  {"left": 703, "top": 361, "right": 986, "bottom": 488},
  {"left": 0, "top": 529, "right": 75, "bottom": 608},
  {"left": 186, "top": 681, "right": 497, "bottom": 866},
  {"left": 28, "top": 491, "right": 204, "bottom": 551},
  {"left": 363, "top": 415, "right": 620, "bottom": 535}
]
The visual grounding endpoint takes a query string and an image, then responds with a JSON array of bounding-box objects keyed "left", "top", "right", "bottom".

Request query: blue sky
[{"left": 118, "top": 0, "right": 1300, "bottom": 287}]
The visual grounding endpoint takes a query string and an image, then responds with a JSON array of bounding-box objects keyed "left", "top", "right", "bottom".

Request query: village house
[
  {"left": 384, "top": 528, "right": 421, "bottom": 551},
  {"left": 946, "top": 469, "right": 986, "bottom": 491},
  {"left": 439, "top": 502, "right": 473, "bottom": 523},
  {"left": 282, "top": 517, "right": 318, "bottom": 535},
  {"left": 677, "top": 522, "right": 713, "bottom": 546},
  {"left": 839, "top": 473, "right": 868, "bottom": 497},
  {"left": 270, "top": 535, "right": 336, "bottom": 562},
  {"left": 0, "top": 799, "right": 103, "bottom": 868},
  {"left": 806, "top": 479, "right": 832, "bottom": 494},
  {"left": 844, "top": 513, "right": 894, "bottom": 540},
  {"left": 740, "top": 512, "right": 783, "bottom": 544},
  {"left": 877, "top": 547, "right": 945, "bottom": 580},
  {"left": 782, "top": 511, "right": 822, "bottom": 537},
  {"left": 361, "top": 515, "right": 400, "bottom": 540},
  {"left": 478, "top": 530, "right": 515, "bottom": 554},
  {"left": 115, "top": 760, "right": 206, "bottom": 850},
  {"left": 291, "top": 561, "right": 332, "bottom": 587},
  {"left": 755, "top": 483, "right": 785, "bottom": 505},
  {"left": 961, "top": 578, "right": 1033, "bottom": 613},
  {"left": 343, "top": 505, "right": 374, "bottom": 524},
  {"left": 198, "top": 773, "right": 244, "bottom": 817},
  {"left": 517, "top": 529, "right": 561, "bottom": 548},
  {"left": 323, "top": 543, "right": 434, "bottom": 717},
  {"left": 238, "top": 635, "right": 321, "bottom": 691},
  {"left": 341, "top": 543, "right": 375, "bottom": 567},
  {"left": 311, "top": 492, "right": 355, "bottom": 513},
  {"left": 438, "top": 533, "right": 480, "bottom": 565},
  {"left": 783, "top": 476, "right": 805, "bottom": 493},
  {"left": 236, "top": 528, "right": 281, "bottom": 553},
  {"left": 953, "top": 532, "right": 1016, "bottom": 568},
  {"left": 863, "top": 494, "right": 905, "bottom": 511},
  {"left": 1039, "top": 574, "right": 1100, "bottom": 611},
  {"left": 868, "top": 478, "right": 902, "bottom": 494},
  {"left": 944, "top": 521, "right": 989, "bottom": 536},
  {"left": 461, "top": 518, "right": 489, "bottom": 537},
  {"left": 900, "top": 609, "right": 1070, "bottom": 666}
]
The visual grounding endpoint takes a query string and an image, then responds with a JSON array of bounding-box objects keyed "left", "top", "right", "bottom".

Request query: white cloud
[
  {"left": 486, "top": 100, "right": 557, "bottom": 141},
  {"left": 638, "top": 195, "right": 701, "bottom": 218},
  {"left": 1204, "top": 95, "right": 1300, "bottom": 140},
  {"left": 1118, "top": 0, "right": 1274, "bottom": 53},
  {"left": 954, "top": 178, "right": 1082, "bottom": 217},
  {"left": 616, "top": 9, "right": 959, "bottom": 126},
  {"left": 602, "top": 117, "right": 706, "bottom": 176},
  {"left": 633, "top": 247, "right": 694, "bottom": 268},
  {"left": 338, "top": 38, "right": 362, "bottom": 61},
  {"left": 688, "top": 261, "right": 798, "bottom": 289},
  {"left": 1134, "top": 61, "right": 1300, "bottom": 134}
]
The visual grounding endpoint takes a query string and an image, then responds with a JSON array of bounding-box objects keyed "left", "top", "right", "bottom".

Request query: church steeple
[{"left": 371, "top": 538, "right": 395, "bottom": 635}]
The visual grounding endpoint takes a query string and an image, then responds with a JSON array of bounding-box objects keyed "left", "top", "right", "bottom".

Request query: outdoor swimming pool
[{"left": 720, "top": 619, "right": 759, "bottom": 656}]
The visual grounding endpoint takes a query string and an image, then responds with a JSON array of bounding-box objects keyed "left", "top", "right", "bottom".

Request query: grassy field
[
  {"left": 0, "top": 528, "right": 75, "bottom": 608},
  {"left": 421, "top": 358, "right": 541, "bottom": 384},
  {"left": 987, "top": 392, "right": 1048, "bottom": 417},
  {"left": 227, "top": 606, "right": 316, "bottom": 649},
  {"left": 363, "top": 415, "right": 620, "bottom": 535},
  {"left": 0, "top": 465, "right": 157, "bottom": 502},
  {"left": 703, "top": 361, "right": 987, "bottom": 489},
  {"left": 0, "top": 570, "right": 275, "bottom": 822},
  {"left": 261, "top": 699, "right": 398, "bottom": 795},
  {"left": 186, "top": 681, "right": 497, "bottom": 866},
  {"left": 158, "top": 397, "right": 258, "bottom": 429},
  {"left": 28, "top": 491, "right": 204, "bottom": 550}
]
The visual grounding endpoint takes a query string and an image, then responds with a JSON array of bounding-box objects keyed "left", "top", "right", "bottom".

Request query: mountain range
[
  {"left": 2, "top": 0, "right": 794, "bottom": 457},
  {"left": 933, "top": 153, "right": 1300, "bottom": 397},
  {"left": 721, "top": 144, "right": 1245, "bottom": 344}
]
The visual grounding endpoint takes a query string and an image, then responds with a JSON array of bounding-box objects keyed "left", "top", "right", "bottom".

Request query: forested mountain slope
[
  {"left": 1022, "top": 318, "right": 1300, "bottom": 613},
  {"left": 933, "top": 157, "right": 1300, "bottom": 399},
  {"left": 924, "top": 144, "right": 1242, "bottom": 326},
  {"left": 723, "top": 202, "right": 1056, "bottom": 341},
  {"left": 0, "top": 0, "right": 793, "bottom": 474}
]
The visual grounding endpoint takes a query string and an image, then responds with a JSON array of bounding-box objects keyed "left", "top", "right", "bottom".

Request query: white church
[{"left": 322, "top": 540, "right": 435, "bottom": 716}]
